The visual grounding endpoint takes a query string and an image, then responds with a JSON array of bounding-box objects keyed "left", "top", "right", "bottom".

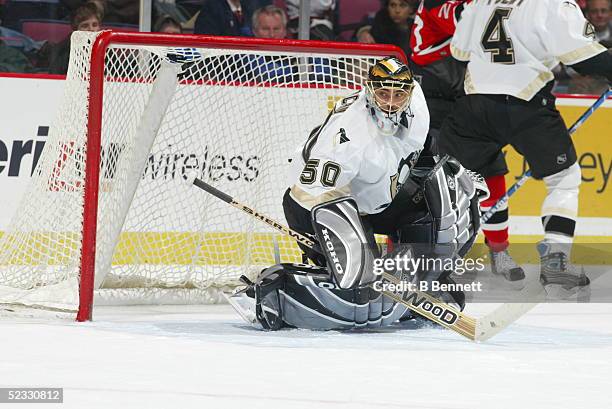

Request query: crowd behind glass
[{"left": 0, "top": 0, "right": 609, "bottom": 94}]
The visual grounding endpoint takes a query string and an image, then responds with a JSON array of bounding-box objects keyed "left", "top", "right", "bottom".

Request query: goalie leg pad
[
  {"left": 232, "top": 263, "right": 411, "bottom": 330},
  {"left": 382, "top": 243, "right": 466, "bottom": 311},
  {"left": 281, "top": 278, "right": 412, "bottom": 329},
  {"left": 311, "top": 198, "right": 379, "bottom": 289}
]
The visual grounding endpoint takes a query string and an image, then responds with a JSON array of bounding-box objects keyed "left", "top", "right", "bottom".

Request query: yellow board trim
[
  {"left": 0, "top": 231, "right": 304, "bottom": 266},
  {"left": 1, "top": 231, "right": 610, "bottom": 266}
]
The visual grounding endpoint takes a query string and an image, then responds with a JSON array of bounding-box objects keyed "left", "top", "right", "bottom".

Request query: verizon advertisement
[{"left": 0, "top": 77, "right": 63, "bottom": 227}]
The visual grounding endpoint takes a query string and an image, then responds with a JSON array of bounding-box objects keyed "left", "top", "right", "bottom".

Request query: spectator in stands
[
  {"left": 0, "top": 22, "right": 48, "bottom": 72},
  {"left": 0, "top": 23, "right": 44, "bottom": 54},
  {"left": 240, "top": 5, "right": 296, "bottom": 82},
  {"left": 0, "top": 38, "right": 34, "bottom": 73},
  {"left": 355, "top": 0, "right": 416, "bottom": 57},
  {"left": 252, "top": 4, "right": 287, "bottom": 39},
  {"left": 194, "top": 0, "right": 254, "bottom": 36},
  {"left": 285, "top": 0, "right": 337, "bottom": 40},
  {"left": 154, "top": 14, "right": 183, "bottom": 34},
  {"left": 566, "top": 0, "right": 612, "bottom": 94},
  {"left": 49, "top": 2, "right": 101, "bottom": 74},
  {"left": 88, "top": 0, "right": 139, "bottom": 25},
  {"left": 266, "top": 0, "right": 338, "bottom": 83},
  {"left": 586, "top": 0, "right": 612, "bottom": 46}
]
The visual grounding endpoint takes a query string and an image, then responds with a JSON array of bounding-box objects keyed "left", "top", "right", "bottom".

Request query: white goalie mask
[{"left": 365, "top": 57, "right": 416, "bottom": 135}]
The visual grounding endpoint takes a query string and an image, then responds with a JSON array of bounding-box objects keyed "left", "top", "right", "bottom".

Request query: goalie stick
[
  {"left": 187, "top": 174, "right": 543, "bottom": 341},
  {"left": 481, "top": 88, "right": 612, "bottom": 224}
]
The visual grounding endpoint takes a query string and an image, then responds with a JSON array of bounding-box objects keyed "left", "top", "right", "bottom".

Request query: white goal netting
[{"left": 0, "top": 31, "right": 396, "bottom": 316}]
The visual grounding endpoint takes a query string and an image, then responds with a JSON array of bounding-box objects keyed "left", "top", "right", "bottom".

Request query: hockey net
[{"left": 0, "top": 31, "right": 402, "bottom": 320}]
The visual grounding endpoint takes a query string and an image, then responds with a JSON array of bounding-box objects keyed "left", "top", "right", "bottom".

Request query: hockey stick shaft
[
  {"left": 192, "top": 178, "right": 313, "bottom": 246},
  {"left": 481, "top": 88, "right": 612, "bottom": 224},
  {"left": 189, "top": 175, "right": 479, "bottom": 340}
]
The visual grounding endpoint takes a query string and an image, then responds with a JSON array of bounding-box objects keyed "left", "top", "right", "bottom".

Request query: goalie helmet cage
[{"left": 0, "top": 31, "right": 404, "bottom": 321}]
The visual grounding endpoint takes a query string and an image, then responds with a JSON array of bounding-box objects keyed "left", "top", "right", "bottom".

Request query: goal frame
[{"left": 77, "top": 31, "right": 405, "bottom": 321}]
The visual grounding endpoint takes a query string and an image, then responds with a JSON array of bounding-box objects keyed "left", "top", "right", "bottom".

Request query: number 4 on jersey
[{"left": 481, "top": 8, "right": 515, "bottom": 64}]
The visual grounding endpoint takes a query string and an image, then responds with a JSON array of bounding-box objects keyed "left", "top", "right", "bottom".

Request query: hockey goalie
[{"left": 229, "top": 57, "right": 488, "bottom": 330}]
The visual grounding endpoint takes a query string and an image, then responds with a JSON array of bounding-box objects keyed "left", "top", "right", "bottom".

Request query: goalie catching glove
[
  {"left": 394, "top": 154, "right": 488, "bottom": 263},
  {"left": 421, "top": 155, "right": 488, "bottom": 258}
]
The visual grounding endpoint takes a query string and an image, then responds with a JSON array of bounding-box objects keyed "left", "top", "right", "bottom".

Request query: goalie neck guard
[{"left": 365, "top": 56, "right": 416, "bottom": 135}]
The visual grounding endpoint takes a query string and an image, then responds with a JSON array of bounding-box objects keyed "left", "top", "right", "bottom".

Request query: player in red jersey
[
  {"left": 410, "top": 0, "right": 468, "bottom": 130},
  {"left": 410, "top": 0, "right": 526, "bottom": 286}
]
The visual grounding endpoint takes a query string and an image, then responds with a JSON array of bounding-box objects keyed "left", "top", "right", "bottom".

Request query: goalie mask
[{"left": 365, "top": 57, "right": 416, "bottom": 135}]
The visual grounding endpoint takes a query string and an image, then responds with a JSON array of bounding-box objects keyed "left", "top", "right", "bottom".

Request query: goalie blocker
[{"left": 229, "top": 155, "right": 489, "bottom": 330}]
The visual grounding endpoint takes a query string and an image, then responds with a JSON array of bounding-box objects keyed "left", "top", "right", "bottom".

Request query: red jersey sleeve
[{"left": 410, "top": 0, "right": 470, "bottom": 66}]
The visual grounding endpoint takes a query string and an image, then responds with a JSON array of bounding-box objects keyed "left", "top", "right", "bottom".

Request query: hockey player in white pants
[
  {"left": 439, "top": 0, "right": 612, "bottom": 298},
  {"left": 229, "top": 57, "right": 488, "bottom": 330}
]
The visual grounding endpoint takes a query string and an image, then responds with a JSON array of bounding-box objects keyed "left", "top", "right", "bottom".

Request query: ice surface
[{"left": 1, "top": 301, "right": 611, "bottom": 409}]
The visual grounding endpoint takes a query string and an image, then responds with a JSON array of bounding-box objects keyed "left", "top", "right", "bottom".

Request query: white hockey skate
[
  {"left": 537, "top": 241, "right": 590, "bottom": 300},
  {"left": 225, "top": 276, "right": 259, "bottom": 326},
  {"left": 490, "top": 248, "right": 526, "bottom": 289}
]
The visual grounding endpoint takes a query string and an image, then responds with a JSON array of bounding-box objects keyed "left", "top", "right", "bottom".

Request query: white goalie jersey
[
  {"left": 287, "top": 85, "right": 429, "bottom": 215},
  {"left": 451, "top": 0, "right": 607, "bottom": 101}
]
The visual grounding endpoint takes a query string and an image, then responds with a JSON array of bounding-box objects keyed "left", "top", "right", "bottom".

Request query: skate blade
[
  {"left": 543, "top": 284, "right": 591, "bottom": 302},
  {"left": 490, "top": 272, "right": 527, "bottom": 291},
  {"left": 224, "top": 291, "right": 260, "bottom": 326},
  {"left": 507, "top": 278, "right": 527, "bottom": 291}
]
